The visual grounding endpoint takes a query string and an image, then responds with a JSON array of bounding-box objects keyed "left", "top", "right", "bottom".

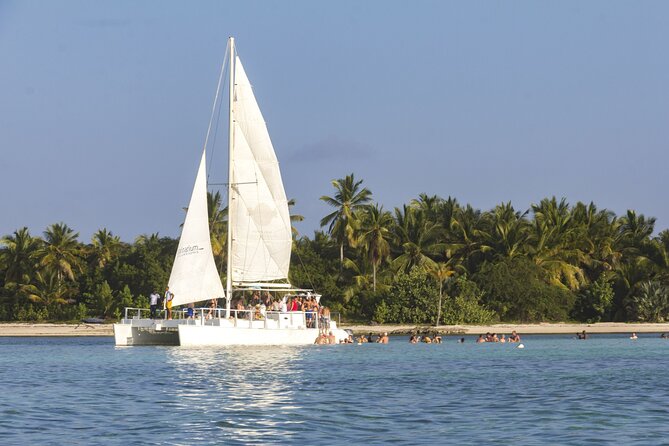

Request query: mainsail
[
  {"left": 168, "top": 149, "right": 225, "bottom": 306},
  {"left": 228, "top": 56, "right": 292, "bottom": 284}
]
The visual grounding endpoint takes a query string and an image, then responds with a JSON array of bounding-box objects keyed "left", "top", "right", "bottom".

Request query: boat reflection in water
[{"left": 164, "top": 345, "right": 307, "bottom": 442}]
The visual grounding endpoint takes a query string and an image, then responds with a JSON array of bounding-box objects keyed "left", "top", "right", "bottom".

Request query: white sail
[
  {"left": 168, "top": 149, "right": 225, "bottom": 306},
  {"left": 229, "top": 56, "right": 292, "bottom": 284}
]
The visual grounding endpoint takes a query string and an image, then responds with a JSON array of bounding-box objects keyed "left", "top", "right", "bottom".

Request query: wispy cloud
[{"left": 286, "top": 136, "right": 375, "bottom": 164}]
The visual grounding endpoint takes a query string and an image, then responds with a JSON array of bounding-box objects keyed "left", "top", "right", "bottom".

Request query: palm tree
[
  {"left": 448, "top": 204, "right": 491, "bottom": 273},
  {"left": 288, "top": 198, "right": 304, "bottom": 238},
  {"left": 528, "top": 198, "right": 587, "bottom": 290},
  {"left": 36, "top": 223, "right": 82, "bottom": 287},
  {"left": 0, "top": 227, "right": 40, "bottom": 286},
  {"left": 90, "top": 228, "right": 121, "bottom": 269},
  {"left": 391, "top": 205, "right": 442, "bottom": 273},
  {"left": 357, "top": 204, "right": 394, "bottom": 291},
  {"left": 484, "top": 202, "right": 529, "bottom": 259},
  {"left": 428, "top": 261, "right": 458, "bottom": 326},
  {"left": 21, "top": 270, "right": 69, "bottom": 307},
  {"left": 320, "top": 173, "right": 372, "bottom": 268},
  {"left": 207, "top": 191, "right": 228, "bottom": 267},
  {"left": 411, "top": 193, "right": 442, "bottom": 224}
]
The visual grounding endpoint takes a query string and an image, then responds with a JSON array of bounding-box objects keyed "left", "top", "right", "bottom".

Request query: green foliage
[
  {"left": 135, "top": 294, "right": 149, "bottom": 309},
  {"left": 290, "top": 235, "right": 344, "bottom": 309},
  {"left": 475, "top": 257, "right": 576, "bottom": 322},
  {"left": 628, "top": 281, "right": 669, "bottom": 322},
  {"left": 572, "top": 278, "right": 614, "bottom": 322},
  {"left": 373, "top": 268, "right": 438, "bottom": 324},
  {"left": 1, "top": 186, "right": 669, "bottom": 323},
  {"left": 85, "top": 281, "right": 115, "bottom": 319},
  {"left": 441, "top": 277, "right": 496, "bottom": 325}
]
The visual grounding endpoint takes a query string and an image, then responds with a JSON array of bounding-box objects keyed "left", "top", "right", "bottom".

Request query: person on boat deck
[
  {"left": 378, "top": 332, "right": 389, "bottom": 344},
  {"left": 206, "top": 299, "right": 217, "bottom": 319},
  {"left": 186, "top": 302, "right": 195, "bottom": 319},
  {"left": 165, "top": 290, "right": 174, "bottom": 320},
  {"left": 149, "top": 291, "right": 160, "bottom": 319},
  {"left": 163, "top": 287, "right": 174, "bottom": 317}
]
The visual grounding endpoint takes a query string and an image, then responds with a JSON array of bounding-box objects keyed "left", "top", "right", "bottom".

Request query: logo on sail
[{"left": 177, "top": 245, "right": 204, "bottom": 257}]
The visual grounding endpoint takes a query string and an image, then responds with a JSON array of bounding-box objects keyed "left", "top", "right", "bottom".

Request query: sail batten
[
  {"left": 168, "top": 150, "right": 225, "bottom": 306},
  {"left": 229, "top": 56, "right": 292, "bottom": 284}
]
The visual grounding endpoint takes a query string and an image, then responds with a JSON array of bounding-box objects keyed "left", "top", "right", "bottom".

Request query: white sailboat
[{"left": 114, "top": 37, "right": 348, "bottom": 346}]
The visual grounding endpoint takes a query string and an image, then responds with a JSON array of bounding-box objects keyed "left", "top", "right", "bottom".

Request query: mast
[{"left": 225, "top": 37, "right": 235, "bottom": 317}]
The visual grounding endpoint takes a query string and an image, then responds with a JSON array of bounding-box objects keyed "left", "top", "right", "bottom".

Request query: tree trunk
[
  {"left": 339, "top": 243, "right": 344, "bottom": 272},
  {"left": 373, "top": 262, "right": 377, "bottom": 292},
  {"left": 436, "top": 282, "right": 442, "bottom": 327}
]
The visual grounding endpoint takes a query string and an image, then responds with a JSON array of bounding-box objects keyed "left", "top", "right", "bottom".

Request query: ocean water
[{"left": 1, "top": 334, "right": 668, "bottom": 445}]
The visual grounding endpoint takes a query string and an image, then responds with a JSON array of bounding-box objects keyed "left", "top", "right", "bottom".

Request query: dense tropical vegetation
[{"left": 2, "top": 173, "right": 669, "bottom": 324}]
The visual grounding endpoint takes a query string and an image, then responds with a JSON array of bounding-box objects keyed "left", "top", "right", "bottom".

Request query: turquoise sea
[{"left": 1, "top": 334, "right": 668, "bottom": 445}]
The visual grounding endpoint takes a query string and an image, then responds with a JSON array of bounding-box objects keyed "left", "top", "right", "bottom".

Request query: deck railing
[{"left": 122, "top": 307, "right": 336, "bottom": 330}]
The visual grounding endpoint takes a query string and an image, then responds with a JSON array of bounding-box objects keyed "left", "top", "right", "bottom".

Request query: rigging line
[
  {"left": 208, "top": 58, "right": 228, "bottom": 183},
  {"left": 204, "top": 43, "right": 229, "bottom": 183},
  {"left": 295, "top": 241, "right": 317, "bottom": 292}
]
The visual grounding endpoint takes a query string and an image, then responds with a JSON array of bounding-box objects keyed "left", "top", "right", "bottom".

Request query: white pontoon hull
[{"left": 114, "top": 316, "right": 348, "bottom": 347}]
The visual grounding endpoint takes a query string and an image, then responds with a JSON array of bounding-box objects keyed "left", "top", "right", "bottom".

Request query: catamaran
[{"left": 114, "top": 37, "right": 348, "bottom": 346}]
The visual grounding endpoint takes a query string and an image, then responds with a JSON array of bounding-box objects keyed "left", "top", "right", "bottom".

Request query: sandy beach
[
  {"left": 1, "top": 321, "right": 669, "bottom": 337},
  {"left": 0, "top": 323, "right": 114, "bottom": 337}
]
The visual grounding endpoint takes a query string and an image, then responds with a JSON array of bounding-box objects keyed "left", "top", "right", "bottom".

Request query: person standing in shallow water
[{"left": 378, "top": 333, "right": 389, "bottom": 344}]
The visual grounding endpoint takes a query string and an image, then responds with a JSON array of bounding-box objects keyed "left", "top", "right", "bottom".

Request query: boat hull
[
  {"left": 178, "top": 324, "right": 347, "bottom": 346},
  {"left": 113, "top": 318, "right": 348, "bottom": 346},
  {"left": 114, "top": 322, "right": 180, "bottom": 346}
]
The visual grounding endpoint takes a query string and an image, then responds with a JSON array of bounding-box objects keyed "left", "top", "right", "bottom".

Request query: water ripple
[{"left": 2, "top": 335, "right": 669, "bottom": 444}]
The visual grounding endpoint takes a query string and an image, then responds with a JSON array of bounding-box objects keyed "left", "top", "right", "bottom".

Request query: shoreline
[
  {"left": 0, "top": 323, "right": 114, "bottom": 337},
  {"left": 1, "top": 321, "right": 668, "bottom": 337}
]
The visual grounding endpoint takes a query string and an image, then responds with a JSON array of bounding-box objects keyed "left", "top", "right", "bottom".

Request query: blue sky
[{"left": 1, "top": 1, "right": 668, "bottom": 242}]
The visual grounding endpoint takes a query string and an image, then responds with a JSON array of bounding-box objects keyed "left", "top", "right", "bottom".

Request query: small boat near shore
[{"left": 114, "top": 37, "right": 347, "bottom": 346}]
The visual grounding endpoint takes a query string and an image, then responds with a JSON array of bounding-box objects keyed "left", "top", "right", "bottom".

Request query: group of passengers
[
  {"left": 409, "top": 334, "right": 442, "bottom": 344},
  {"left": 229, "top": 292, "right": 331, "bottom": 328},
  {"left": 315, "top": 332, "right": 390, "bottom": 344},
  {"left": 476, "top": 331, "right": 521, "bottom": 343},
  {"left": 356, "top": 333, "right": 389, "bottom": 344}
]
